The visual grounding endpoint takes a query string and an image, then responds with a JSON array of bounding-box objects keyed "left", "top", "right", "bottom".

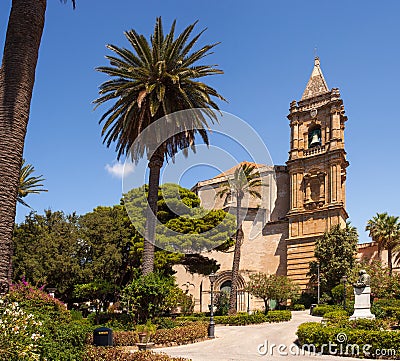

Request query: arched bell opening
[{"left": 308, "top": 125, "right": 321, "bottom": 148}]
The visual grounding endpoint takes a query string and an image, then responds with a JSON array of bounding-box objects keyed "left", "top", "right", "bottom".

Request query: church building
[{"left": 174, "top": 57, "right": 349, "bottom": 312}]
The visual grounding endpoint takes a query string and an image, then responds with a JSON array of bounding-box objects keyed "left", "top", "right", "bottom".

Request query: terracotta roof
[{"left": 301, "top": 57, "right": 329, "bottom": 100}]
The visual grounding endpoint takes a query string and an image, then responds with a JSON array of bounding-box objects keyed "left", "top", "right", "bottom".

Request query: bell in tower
[{"left": 308, "top": 128, "right": 321, "bottom": 148}]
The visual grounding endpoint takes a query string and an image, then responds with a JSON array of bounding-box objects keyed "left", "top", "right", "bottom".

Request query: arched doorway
[
  {"left": 214, "top": 271, "right": 246, "bottom": 312},
  {"left": 220, "top": 280, "right": 232, "bottom": 294}
]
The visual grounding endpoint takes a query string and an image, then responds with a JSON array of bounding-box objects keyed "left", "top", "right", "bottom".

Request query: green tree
[
  {"left": 12, "top": 210, "right": 83, "bottom": 304},
  {"left": 94, "top": 17, "right": 225, "bottom": 275},
  {"left": 216, "top": 163, "right": 263, "bottom": 314},
  {"left": 124, "top": 183, "right": 235, "bottom": 270},
  {"left": 245, "top": 273, "right": 300, "bottom": 313},
  {"left": 309, "top": 222, "right": 358, "bottom": 295},
  {"left": 122, "top": 272, "right": 175, "bottom": 323},
  {"left": 78, "top": 205, "right": 143, "bottom": 288},
  {"left": 17, "top": 159, "right": 47, "bottom": 208},
  {"left": 73, "top": 280, "right": 117, "bottom": 314},
  {"left": 0, "top": 0, "right": 75, "bottom": 286},
  {"left": 12, "top": 185, "right": 234, "bottom": 306}
]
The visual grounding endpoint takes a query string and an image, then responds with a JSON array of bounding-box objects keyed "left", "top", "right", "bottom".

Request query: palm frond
[
  {"left": 18, "top": 159, "right": 48, "bottom": 209},
  {"left": 95, "top": 17, "right": 225, "bottom": 161}
]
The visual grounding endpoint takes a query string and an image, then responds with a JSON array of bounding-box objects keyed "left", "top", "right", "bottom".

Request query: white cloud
[{"left": 105, "top": 161, "right": 134, "bottom": 179}]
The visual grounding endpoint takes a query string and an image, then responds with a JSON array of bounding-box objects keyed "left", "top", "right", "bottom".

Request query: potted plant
[{"left": 135, "top": 320, "right": 157, "bottom": 348}]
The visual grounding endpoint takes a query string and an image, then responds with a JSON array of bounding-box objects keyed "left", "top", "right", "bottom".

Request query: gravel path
[{"left": 156, "top": 311, "right": 374, "bottom": 361}]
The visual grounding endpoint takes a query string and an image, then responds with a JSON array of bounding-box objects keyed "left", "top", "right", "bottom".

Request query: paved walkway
[{"left": 156, "top": 311, "right": 372, "bottom": 361}]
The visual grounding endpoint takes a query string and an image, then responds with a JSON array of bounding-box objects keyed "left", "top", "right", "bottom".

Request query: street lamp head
[{"left": 209, "top": 272, "right": 217, "bottom": 284}]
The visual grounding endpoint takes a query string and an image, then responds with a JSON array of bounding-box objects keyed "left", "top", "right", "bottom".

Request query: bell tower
[{"left": 286, "top": 57, "right": 349, "bottom": 288}]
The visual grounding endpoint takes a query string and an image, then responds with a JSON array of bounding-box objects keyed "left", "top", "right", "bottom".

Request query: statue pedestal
[{"left": 349, "top": 286, "right": 375, "bottom": 320}]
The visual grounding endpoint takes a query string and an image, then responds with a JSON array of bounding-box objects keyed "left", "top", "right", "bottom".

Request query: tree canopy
[
  {"left": 13, "top": 184, "right": 234, "bottom": 306},
  {"left": 309, "top": 222, "right": 358, "bottom": 294},
  {"left": 123, "top": 183, "right": 236, "bottom": 254},
  {"left": 245, "top": 273, "right": 300, "bottom": 312}
]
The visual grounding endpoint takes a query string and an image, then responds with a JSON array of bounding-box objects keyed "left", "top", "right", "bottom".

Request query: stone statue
[
  {"left": 350, "top": 269, "right": 375, "bottom": 320},
  {"left": 353, "top": 269, "right": 370, "bottom": 288}
]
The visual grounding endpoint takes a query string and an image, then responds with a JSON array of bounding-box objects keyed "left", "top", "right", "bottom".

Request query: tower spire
[{"left": 301, "top": 57, "right": 329, "bottom": 100}]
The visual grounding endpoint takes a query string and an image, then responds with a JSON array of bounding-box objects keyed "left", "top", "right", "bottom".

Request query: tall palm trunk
[
  {"left": 228, "top": 195, "right": 243, "bottom": 315},
  {"left": 142, "top": 153, "right": 163, "bottom": 275},
  {"left": 388, "top": 244, "right": 393, "bottom": 276},
  {"left": 377, "top": 242, "right": 382, "bottom": 262},
  {"left": 0, "top": 0, "right": 46, "bottom": 284}
]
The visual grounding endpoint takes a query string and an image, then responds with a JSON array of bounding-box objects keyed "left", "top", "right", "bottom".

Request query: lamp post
[
  {"left": 317, "top": 263, "right": 320, "bottom": 304},
  {"left": 208, "top": 272, "right": 217, "bottom": 338},
  {"left": 341, "top": 275, "right": 347, "bottom": 310}
]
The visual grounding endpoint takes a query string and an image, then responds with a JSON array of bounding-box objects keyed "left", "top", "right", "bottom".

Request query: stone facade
[
  {"left": 174, "top": 58, "right": 350, "bottom": 312},
  {"left": 286, "top": 57, "right": 349, "bottom": 288}
]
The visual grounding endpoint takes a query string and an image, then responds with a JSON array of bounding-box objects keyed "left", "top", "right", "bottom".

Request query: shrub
[
  {"left": 311, "top": 304, "right": 340, "bottom": 316},
  {"left": 297, "top": 322, "right": 400, "bottom": 357},
  {"left": 154, "top": 317, "right": 178, "bottom": 329},
  {"left": 175, "top": 310, "right": 291, "bottom": 325},
  {"left": 323, "top": 310, "right": 348, "bottom": 321},
  {"left": 39, "top": 320, "right": 93, "bottom": 361},
  {"left": 113, "top": 331, "right": 139, "bottom": 346},
  {"left": 5, "top": 282, "right": 93, "bottom": 360},
  {"left": 88, "top": 312, "right": 135, "bottom": 330},
  {"left": 215, "top": 290, "right": 229, "bottom": 315},
  {"left": 265, "top": 310, "right": 292, "bottom": 322},
  {"left": 152, "top": 322, "right": 208, "bottom": 346},
  {"left": 71, "top": 309, "right": 84, "bottom": 320},
  {"left": 292, "top": 304, "right": 306, "bottom": 311},
  {"left": 113, "top": 321, "right": 208, "bottom": 347},
  {"left": 381, "top": 306, "right": 400, "bottom": 325},
  {"left": 83, "top": 347, "right": 188, "bottom": 361},
  {"left": 374, "top": 299, "right": 400, "bottom": 308},
  {"left": 8, "top": 280, "right": 71, "bottom": 323},
  {"left": 0, "top": 299, "right": 43, "bottom": 361},
  {"left": 122, "top": 273, "right": 175, "bottom": 323}
]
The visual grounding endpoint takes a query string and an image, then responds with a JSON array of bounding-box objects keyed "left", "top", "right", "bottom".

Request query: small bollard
[
  {"left": 310, "top": 304, "right": 317, "bottom": 315},
  {"left": 93, "top": 327, "right": 113, "bottom": 346}
]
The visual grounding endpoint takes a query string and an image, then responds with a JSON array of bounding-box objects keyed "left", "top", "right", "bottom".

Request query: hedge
[
  {"left": 292, "top": 304, "right": 306, "bottom": 311},
  {"left": 323, "top": 310, "right": 348, "bottom": 321},
  {"left": 297, "top": 322, "right": 400, "bottom": 358},
  {"left": 311, "top": 305, "right": 341, "bottom": 317},
  {"left": 83, "top": 347, "right": 188, "bottom": 361},
  {"left": 113, "top": 322, "right": 208, "bottom": 347},
  {"left": 175, "top": 310, "right": 291, "bottom": 325}
]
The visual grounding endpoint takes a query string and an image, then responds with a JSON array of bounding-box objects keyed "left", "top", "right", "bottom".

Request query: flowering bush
[
  {"left": 0, "top": 299, "right": 43, "bottom": 360},
  {"left": 3, "top": 280, "right": 93, "bottom": 360},
  {"left": 8, "top": 279, "right": 71, "bottom": 323}
]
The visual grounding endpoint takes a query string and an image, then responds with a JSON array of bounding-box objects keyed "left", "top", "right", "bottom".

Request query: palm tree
[
  {"left": 366, "top": 212, "right": 400, "bottom": 275},
  {"left": 381, "top": 215, "right": 400, "bottom": 276},
  {"left": 0, "top": 0, "right": 74, "bottom": 285},
  {"left": 216, "top": 163, "right": 263, "bottom": 314},
  {"left": 94, "top": 18, "right": 225, "bottom": 275},
  {"left": 366, "top": 213, "right": 388, "bottom": 261},
  {"left": 17, "top": 159, "right": 48, "bottom": 208}
]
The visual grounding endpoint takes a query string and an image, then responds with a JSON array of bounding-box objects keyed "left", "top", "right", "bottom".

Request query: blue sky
[{"left": 1, "top": 0, "right": 399, "bottom": 242}]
